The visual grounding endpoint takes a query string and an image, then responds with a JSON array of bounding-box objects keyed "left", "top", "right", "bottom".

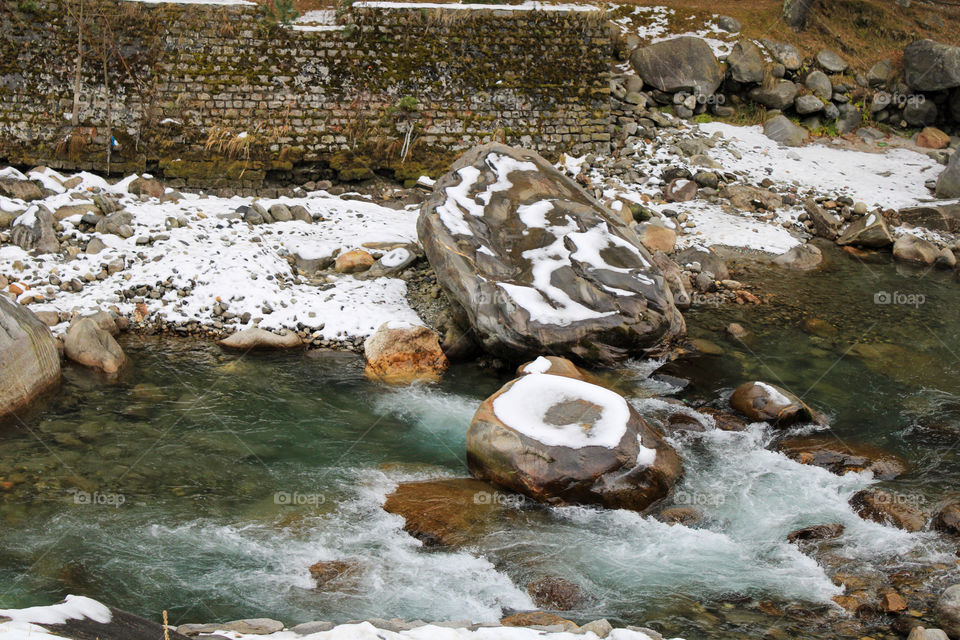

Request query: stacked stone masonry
[{"left": 0, "top": 0, "right": 612, "bottom": 187}]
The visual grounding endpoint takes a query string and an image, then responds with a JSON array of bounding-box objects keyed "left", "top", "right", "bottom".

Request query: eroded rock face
[
  {"left": 363, "top": 321, "right": 448, "bottom": 384},
  {"left": 418, "top": 143, "right": 685, "bottom": 364},
  {"left": 467, "top": 370, "right": 682, "bottom": 512},
  {"left": 729, "top": 381, "right": 821, "bottom": 426},
  {"left": 0, "top": 296, "right": 61, "bottom": 418}
]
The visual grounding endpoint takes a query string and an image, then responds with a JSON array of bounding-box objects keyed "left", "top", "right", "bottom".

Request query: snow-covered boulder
[
  {"left": 0, "top": 296, "right": 60, "bottom": 418},
  {"left": 11, "top": 205, "right": 60, "bottom": 254},
  {"left": 729, "top": 381, "right": 821, "bottom": 427},
  {"left": 466, "top": 370, "right": 682, "bottom": 512},
  {"left": 363, "top": 321, "right": 448, "bottom": 384},
  {"left": 418, "top": 143, "right": 685, "bottom": 364}
]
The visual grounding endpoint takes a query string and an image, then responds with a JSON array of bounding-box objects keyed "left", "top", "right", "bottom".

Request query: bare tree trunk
[{"left": 71, "top": 0, "right": 83, "bottom": 126}]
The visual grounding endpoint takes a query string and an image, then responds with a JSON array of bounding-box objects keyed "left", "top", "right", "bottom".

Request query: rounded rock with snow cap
[
  {"left": 467, "top": 366, "right": 682, "bottom": 512},
  {"left": 729, "top": 381, "right": 822, "bottom": 427}
]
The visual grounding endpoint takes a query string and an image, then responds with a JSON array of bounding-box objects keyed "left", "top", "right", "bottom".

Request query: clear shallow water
[{"left": 1, "top": 245, "right": 959, "bottom": 639}]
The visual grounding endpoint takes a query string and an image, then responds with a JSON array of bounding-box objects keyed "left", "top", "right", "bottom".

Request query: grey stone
[
  {"left": 64, "top": 317, "right": 127, "bottom": 374},
  {"left": 903, "top": 99, "right": 937, "bottom": 127},
  {"left": 292, "top": 621, "right": 335, "bottom": 635},
  {"left": 836, "top": 211, "right": 894, "bottom": 248},
  {"left": 290, "top": 205, "right": 312, "bottom": 223},
  {"left": 11, "top": 205, "right": 60, "bottom": 254},
  {"left": 815, "top": 49, "right": 848, "bottom": 73},
  {"left": 762, "top": 40, "right": 802, "bottom": 70},
  {"left": 868, "top": 59, "right": 892, "bottom": 87},
  {"left": 836, "top": 103, "right": 862, "bottom": 135},
  {"left": 95, "top": 211, "right": 135, "bottom": 237},
  {"left": 805, "top": 70, "right": 832, "bottom": 100},
  {"left": 795, "top": 94, "right": 824, "bottom": 115},
  {"left": 936, "top": 584, "right": 960, "bottom": 638},
  {"left": 904, "top": 39, "right": 960, "bottom": 92},
  {"left": 749, "top": 80, "right": 799, "bottom": 110},
  {"left": 937, "top": 152, "right": 960, "bottom": 198},
  {"left": 268, "top": 203, "right": 293, "bottom": 222},
  {"left": 727, "top": 40, "right": 764, "bottom": 84},
  {"left": 763, "top": 115, "right": 806, "bottom": 147},
  {"left": 783, "top": 0, "right": 812, "bottom": 30},
  {"left": 630, "top": 36, "right": 724, "bottom": 96},
  {"left": 716, "top": 15, "right": 740, "bottom": 33}
]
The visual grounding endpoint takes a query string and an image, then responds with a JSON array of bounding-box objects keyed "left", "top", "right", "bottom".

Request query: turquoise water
[{"left": 1, "top": 245, "right": 959, "bottom": 639}]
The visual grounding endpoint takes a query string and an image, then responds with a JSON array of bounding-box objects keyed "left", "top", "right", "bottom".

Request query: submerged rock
[
  {"left": 934, "top": 502, "right": 960, "bottom": 536},
  {"left": 527, "top": 577, "right": 585, "bottom": 611},
  {"left": 418, "top": 143, "right": 685, "bottom": 364},
  {"left": 466, "top": 370, "right": 682, "bottom": 512},
  {"left": 382, "top": 477, "right": 529, "bottom": 548},
  {"left": 850, "top": 489, "right": 926, "bottom": 532},
  {"left": 778, "top": 436, "right": 907, "bottom": 479},
  {"left": 363, "top": 321, "right": 448, "bottom": 384},
  {"left": 729, "top": 381, "right": 820, "bottom": 427},
  {"left": 787, "top": 523, "right": 845, "bottom": 543},
  {"left": 0, "top": 296, "right": 61, "bottom": 418},
  {"left": 773, "top": 243, "right": 823, "bottom": 270},
  {"left": 64, "top": 317, "right": 127, "bottom": 374},
  {"left": 218, "top": 327, "right": 303, "bottom": 350},
  {"left": 893, "top": 235, "right": 941, "bottom": 266}
]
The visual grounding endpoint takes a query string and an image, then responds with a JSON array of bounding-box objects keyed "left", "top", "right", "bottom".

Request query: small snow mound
[
  {"left": 492, "top": 373, "right": 631, "bottom": 449},
  {"left": 0, "top": 595, "right": 112, "bottom": 626}
]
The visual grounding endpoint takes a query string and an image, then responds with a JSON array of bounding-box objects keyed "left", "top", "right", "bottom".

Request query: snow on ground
[
  {"left": 124, "top": 0, "right": 253, "bottom": 4},
  {"left": 699, "top": 122, "right": 943, "bottom": 209},
  {"left": 0, "top": 173, "right": 422, "bottom": 342},
  {"left": 354, "top": 1, "right": 598, "bottom": 10}
]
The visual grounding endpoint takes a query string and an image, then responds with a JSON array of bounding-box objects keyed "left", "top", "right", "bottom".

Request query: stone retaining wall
[{"left": 0, "top": 0, "right": 612, "bottom": 187}]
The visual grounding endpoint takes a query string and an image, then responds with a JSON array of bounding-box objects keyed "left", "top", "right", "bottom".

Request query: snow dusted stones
[
  {"left": 0, "top": 295, "right": 60, "bottom": 419},
  {"left": 363, "top": 321, "right": 448, "bottom": 384},
  {"left": 418, "top": 143, "right": 685, "bottom": 365},
  {"left": 466, "top": 358, "right": 682, "bottom": 512}
]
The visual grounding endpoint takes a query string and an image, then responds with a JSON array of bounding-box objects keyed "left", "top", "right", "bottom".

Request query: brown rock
[
  {"left": 308, "top": 560, "right": 361, "bottom": 591},
  {"left": 917, "top": 127, "right": 950, "bottom": 149},
  {"left": 777, "top": 436, "right": 908, "bottom": 480},
  {"left": 382, "top": 478, "right": 526, "bottom": 548},
  {"left": 0, "top": 296, "right": 61, "bottom": 418},
  {"left": 219, "top": 327, "right": 303, "bottom": 350},
  {"left": 786, "top": 523, "right": 845, "bottom": 543},
  {"left": 527, "top": 577, "right": 585, "bottom": 611},
  {"left": 636, "top": 223, "right": 677, "bottom": 253},
  {"left": 516, "top": 356, "right": 594, "bottom": 382},
  {"left": 334, "top": 249, "right": 375, "bottom": 274},
  {"left": 501, "top": 612, "right": 578, "bottom": 630},
  {"left": 665, "top": 178, "right": 698, "bottom": 202},
  {"left": 64, "top": 317, "right": 127, "bottom": 374},
  {"left": 658, "top": 506, "right": 702, "bottom": 526},
  {"left": 881, "top": 591, "right": 908, "bottom": 613},
  {"left": 129, "top": 177, "right": 166, "bottom": 199},
  {"left": 721, "top": 185, "right": 783, "bottom": 212},
  {"left": 850, "top": 489, "right": 926, "bottom": 532},
  {"left": 837, "top": 212, "right": 894, "bottom": 248},
  {"left": 804, "top": 199, "right": 840, "bottom": 239},
  {"left": 729, "top": 381, "right": 821, "bottom": 427},
  {"left": 697, "top": 407, "right": 748, "bottom": 431},
  {"left": 726, "top": 322, "right": 749, "bottom": 340},
  {"left": 934, "top": 501, "right": 960, "bottom": 535},
  {"left": 363, "top": 322, "right": 448, "bottom": 384}
]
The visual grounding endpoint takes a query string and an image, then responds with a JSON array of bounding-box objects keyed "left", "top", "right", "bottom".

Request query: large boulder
[
  {"left": 773, "top": 243, "right": 823, "bottom": 270},
  {"left": 466, "top": 369, "right": 683, "bottom": 512},
  {"left": 630, "top": 36, "right": 723, "bottom": 96},
  {"left": 904, "top": 40, "right": 960, "bottom": 92},
  {"left": 363, "top": 321, "right": 448, "bottom": 384},
  {"left": 836, "top": 212, "right": 894, "bottom": 248},
  {"left": 936, "top": 151, "right": 960, "bottom": 199},
  {"left": 727, "top": 40, "right": 764, "bottom": 84},
  {"left": 729, "top": 381, "right": 821, "bottom": 427},
  {"left": 64, "top": 317, "right": 128, "bottom": 374},
  {"left": 0, "top": 296, "right": 61, "bottom": 418},
  {"left": 418, "top": 143, "right": 685, "bottom": 364}
]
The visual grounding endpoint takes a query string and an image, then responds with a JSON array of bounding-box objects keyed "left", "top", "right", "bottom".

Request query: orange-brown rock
[
  {"left": 850, "top": 489, "right": 926, "bottom": 532},
  {"left": 917, "top": 127, "right": 950, "bottom": 149},
  {"left": 382, "top": 478, "right": 527, "bottom": 548},
  {"left": 881, "top": 591, "right": 908, "bottom": 613},
  {"left": 334, "top": 249, "right": 375, "bottom": 274},
  {"left": 363, "top": 322, "right": 448, "bottom": 384},
  {"left": 308, "top": 560, "right": 361, "bottom": 591},
  {"left": 501, "top": 612, "right": 578, "bottom": 630},
  {"left": 729, "top": 381, "right": 821, "bottom": 427}
]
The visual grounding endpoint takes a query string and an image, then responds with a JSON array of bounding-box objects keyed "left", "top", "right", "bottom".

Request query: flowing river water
[{"left": 1, "top": 244, "right": 959, "bottom": 639}]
